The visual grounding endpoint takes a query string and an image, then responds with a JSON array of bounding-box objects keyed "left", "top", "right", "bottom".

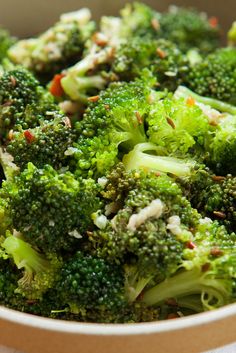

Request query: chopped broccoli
[
  {"left": 0, "top": 68, "right": 58, "bottom": 141},
  {"left": 158, "top": 6, "right": 220, "bottom": 53},
  {"left": 8, "top": 9, "right": 95, "bottom": 79},
  {"left": 2, "top": 163, "right": 102, "bottom": 252},
  {"left": 6, "top": 117, "right": 76, "bottom": 170},
  {"left": 0, "top": 28, "right": 16, "bottom": 63},
  {"left": 183, "top": 48, "right": 236, "bottom": 104}
]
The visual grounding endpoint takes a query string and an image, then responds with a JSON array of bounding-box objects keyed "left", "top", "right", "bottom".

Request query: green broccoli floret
[
  {"left": 59, "top": 2, "right": 160, "bottom": 102},
  {"left": 146, "top": 95, "right": 211, "bottom": 157},
  {"left": 2, "top": 163, "right": 102, "bottom": 252},
  {"left": 56, "top": 251, "right": 126, "bottom": 316},
  {"left": 88, "top": 165, "right": 199, "bottom": 292},
  {"left": 142, "top": 220, "right": 236, "bottom": 311},
  {"left": 8, "top": 9, "right": 95, "bottom": 79},
  {"left": 0, "top": 257, "right": 20, "bottom": 306},
  {"left": 174, "top": 86, "right": 236, "bottom": 174},
  {"left": 2, "top": 235, "right": 61, "bottom": 299},
  {"left": 72, "top": 75, "right": 155, "bottom": 178},
  {"left": 112, "top": 37, "right": 189, "bottom": 90},
  {"left": 0, "top": 28, "right": 16, "bottom": 63},
  {"left": 183, "top": 48, "right": 236, "bottom": 104},
  {"left": 6, "top": 116, "right": 76, "bottom": 170},
  {"left": 0, "top": 68, "right": 58, "bottom": 141},
  {"left": 184, "top": 171, "right": 236, "bottom": 233},
  {"left": 158, "top": 6, "right": 220, "bottom": 53}
]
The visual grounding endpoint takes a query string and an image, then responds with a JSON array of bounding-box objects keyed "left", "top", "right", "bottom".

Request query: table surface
[{"left": 1, "top": 343, "right": 236, "bottom": 353}]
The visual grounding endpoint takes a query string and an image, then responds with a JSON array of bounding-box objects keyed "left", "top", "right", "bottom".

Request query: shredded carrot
[{"left": 49, "top": 74, "right": 65, "bottom": 97}]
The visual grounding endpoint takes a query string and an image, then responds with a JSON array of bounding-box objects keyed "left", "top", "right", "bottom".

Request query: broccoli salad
[{"left": 0, "top": 2, "right": 236, "bottom": 323}]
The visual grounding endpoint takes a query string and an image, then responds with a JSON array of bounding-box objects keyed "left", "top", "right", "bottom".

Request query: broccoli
[
  {"left": 56, "top": 251, "right": 126, "bottom": 317},
  {"left": 183, "top": 48, "right": 236, "bottom": 104},
  {"left": 142, "top": 220, "right": 236, "bottom": 312},
  {"left": 183, "top": 170, "right": 236, "bottom": 233},
  {"left": 111, "top": 37, "right": 189, "bottom": 90},
  {"left": 2, "top": 163, "right": 102, "bottom": 252},
  {"left": 72, "top": 75, "right": 155, "bottom": 178},
  {"left": 88, "top": 165, "right": 199, "bottom": 288},
  {"left": 174, "top": 85, "right": 236, "bottom": 174},
  {"left": 0, "top": 28, "right": 16, "bottom": 63},
  {"left": 2, "top": 234, "right": 61, "bottom": 299},
  {"left": 158, "top": 6, "right": 220, "bottom": 53},
  {"left": 8, "top": 9, "right": 95, "bottom": 79},
  {"left": 59, "top": 2, "right": 160, "bottom": 102},
  {"left": 0, "top": 68, "right": 58, "bottom": 141},
  {"left": 6, "top": 116, "right": 76, "bottom": 170}
]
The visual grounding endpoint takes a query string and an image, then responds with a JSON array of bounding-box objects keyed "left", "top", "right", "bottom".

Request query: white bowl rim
[{"left": 1, "top": 303, "right": 236, "bottom": 336}]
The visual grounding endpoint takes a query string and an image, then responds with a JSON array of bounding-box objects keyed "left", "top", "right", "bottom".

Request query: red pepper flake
[
  {"left": 167, "top": 313, "right": 179, "bottom": 320},
  {"left": 165, "top": 298, "right": 178, "bottom": 307},
  {"left": 88, "top": 95, "right": 100, "bottom": 103},
  {"left": 166, "top": 117, "right": 176, "bottom": 129},
  {"left": 202, "top": 263, "right": 210, "bottom": 272},
  {"left": 104, "top": 104, "right": 110, "bottom": 111},
  {"left": 212, "top": 176, "right": 226, "bottom": 182},
  {"left": 10, "top": 76, "right": 17, "bottom": 87},
  {"left": 49, "top": 73, "right": 65, "bottom": 97},
  {"left": 151, "top": 18, "right": 160, "bottom": 31},
  {"left": 24, "top": 130, "right": 35, "bottom": 143},
  {"left": 155, "top": 172, "right": 161, "bottom": 177},
  {"left": 210, "top": 247, "right": 223, "bottom": 257},
  {"left": 209, "top": 17, "right": 218, "bottom": 28},
  {"left": 213, "top": 211, "right": 226, "bottom": 219},
  {"left": 186, "top": 241, "right": 197, "bottom": 250},
  {"left": 156, "top": 48, "right": 166, "bottom": 59},
  {"left": 135, "top": 111, "right": 143, "bottom": 125},
  {"left": 186, "top": 96, "right": 196, "bottom": 106}
]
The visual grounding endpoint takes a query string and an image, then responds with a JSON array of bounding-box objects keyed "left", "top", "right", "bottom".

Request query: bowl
[{"left": 0, "top": 1, "right": 236, "bottom": 352}]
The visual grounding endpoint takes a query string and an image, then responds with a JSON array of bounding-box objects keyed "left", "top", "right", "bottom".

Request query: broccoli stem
[
  {"left": 175, "top": 86, "right": 236, "bottom": 115},
  {"left": 3, "top": 235, "right": 50, "bottom": 277},
  {"left": 142, "top": 267, "right": 230, "bottom": 310},
  {"left": 123, "top": 143, "right": 196, "bottom": 177}
]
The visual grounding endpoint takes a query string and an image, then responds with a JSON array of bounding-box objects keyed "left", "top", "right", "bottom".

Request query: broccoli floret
[
  {"left": 146, "top": 95, "right": 211, "bottom": 156},
  {"left": 0, "top": 28, "right": 16, "bottom": 63},
  {"left": 0, "top": 257, "right": 20, "bottom": 306},
  {"left": 57, "top": 251, "right": 126, "bottom": 315},
  {"left": 0, "top": 68, "right": 58, "bottom": 141},
  {"left": 2, "top": 235, "right": 61, "bottom": 299},
  {"left": 184, "top": 171, "right": 236, "bottom": 233},
  {"left": 8, "top": 9, "right": 95, "bottom": 79},
  {"left": 183, "top": 48, "right": 236, "bottom": 104},
  {"left": 6, "top": 117, "right": 76, "bottom": 170},
  {"left": 174, "top": 86, "right": 236, "bottom": 174},
  {"left": 72, "top": 75, "right": 155, "bottom": 178},
  {"left": 3, "top": 163, "right": 102, "bottom": 252},
  {"left": 112, "top": 37, "right": 189, "bottom": 90},
  {"left": 59, "top": 3, "right": 160, "bottom": 102},
  {"left": 142, "top": 220, "right": 236, "bottom": 311},
  {"left": 88, "top": 165, "right": 199, "bottom": 290},
  {"left": 158, "top": 6, "right": 220, "bottom": 53}
]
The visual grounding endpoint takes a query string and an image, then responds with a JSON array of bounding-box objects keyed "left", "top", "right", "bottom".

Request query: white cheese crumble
[{"left": 127, "top": 199, "right": 164, "bottom": 231}]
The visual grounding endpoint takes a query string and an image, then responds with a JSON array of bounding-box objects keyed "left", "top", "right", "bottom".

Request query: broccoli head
[
  {"left": 6, "top": 116, "right": 76, "bottom": 171},
  {"left": 2, "top": 163, "right": 102, "bottom": 252},
  {"left": 0, "top": 28, "right": 16, "bottom": 63},
  {"left": 0, "top": 68, "right": 57, "bottom": 141},
  {"left": 8, "top": 9, "right": 96, "bottom": 79},
  {"left": 184, "top": 48, "right": 236, "bottom": 104},
  {"left": 112, "top": 36, "right": 189, "bottom": 90},
  {"left": 72, "top": 74, "right": 155, "bottom": 178},
  {"left": 158, "top": 6, "right": 220, "bottom": 53}
]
